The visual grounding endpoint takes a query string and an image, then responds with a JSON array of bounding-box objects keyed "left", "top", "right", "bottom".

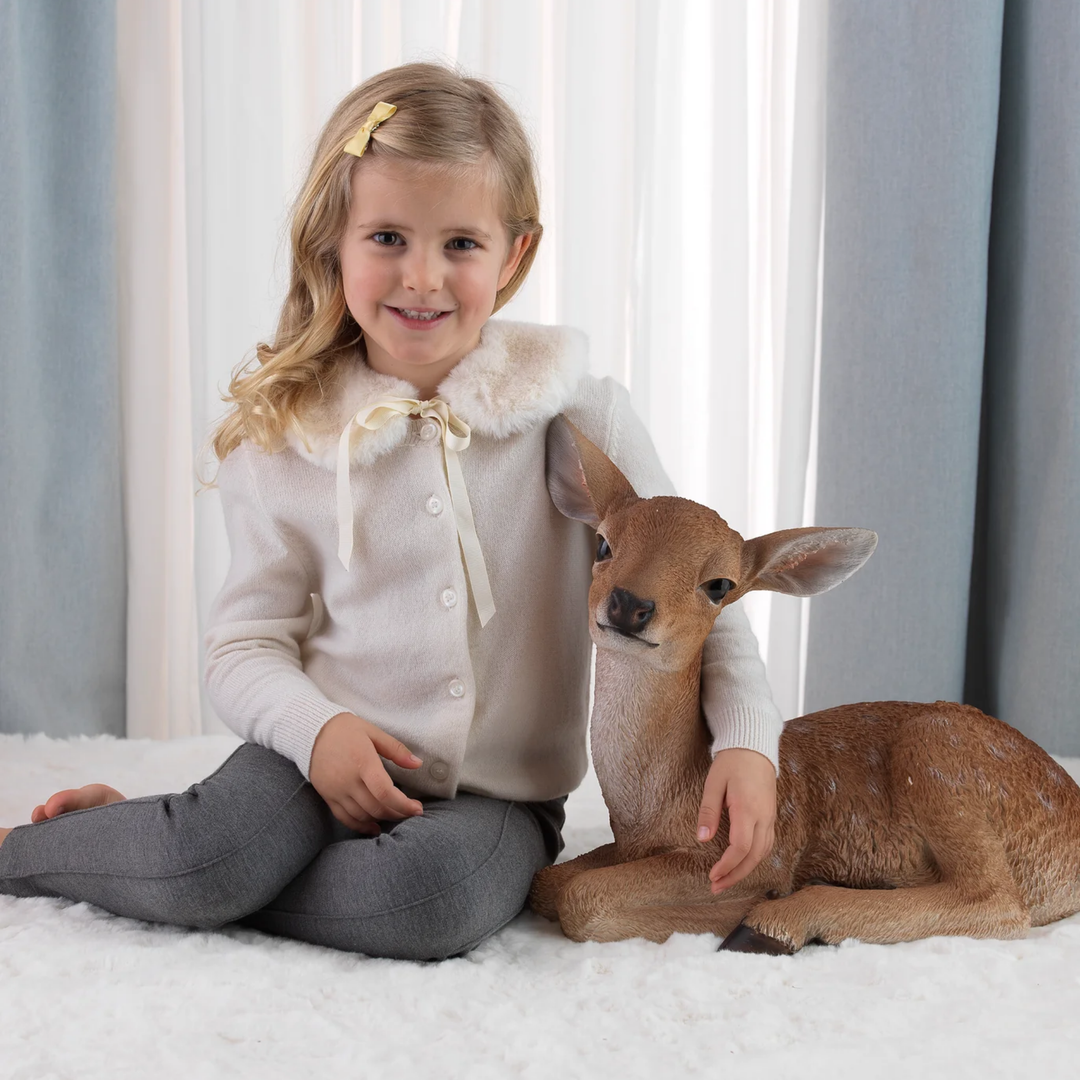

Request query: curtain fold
[
  {"left": 806, "top": 0, "right": 1003, "bottom": 712},
  {"left": 0, "top": 0, "right": 125, "bottom": 737},
  {"left": 116, "top": 0, "right": 201, "bottom": 739},
  {"left": 966, "top": 0, "right": 1080, "bottom": 753}
]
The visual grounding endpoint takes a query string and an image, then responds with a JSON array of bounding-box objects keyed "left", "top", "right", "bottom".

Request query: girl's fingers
[
  {"left": 709, "top": 809, "right": 755, "bottom": 884},
  {"left": 696, "top": 772, "right": 728, "bottom": 842},
  {"left": 710, "top": 822, "right": 769, "bottom": 892},
  {"left": 357, "top": 757, "right": 423, "bottom": 819},
  {"left": 345, "top": 784, "right": 392, "bottom": 824},
  {"left": 333, "top": 797, "right": 380, "bottom": 836},
  {"left": 366, "top": 727, "right": 424, "bottom": 771}
]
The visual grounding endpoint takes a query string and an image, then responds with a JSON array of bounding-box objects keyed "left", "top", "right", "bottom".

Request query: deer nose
[{"left": 607, "top": 588, "right": 656, "bottom": 633}]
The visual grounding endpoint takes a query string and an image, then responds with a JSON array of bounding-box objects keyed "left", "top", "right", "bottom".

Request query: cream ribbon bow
[{"left": 336, "top": 397, "right": 496, "bottom": 627}]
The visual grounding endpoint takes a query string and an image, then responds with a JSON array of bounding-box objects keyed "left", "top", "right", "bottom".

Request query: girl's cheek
[{"left": 465, "top": 259, "right": 506, "bottom": 301}]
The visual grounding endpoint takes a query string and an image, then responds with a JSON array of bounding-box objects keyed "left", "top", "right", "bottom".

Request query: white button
[
  {"left": 441, "top": 588, "right": 458, "bottom": 609},
  {"left": 448, "top": 678, "right": 465, "bottom": 698},
  {"left": 426, "top": 495, "right": 443, "bottom": 516},
  {"left": 419, "top": 421, "right": 439, "bottom": 441},
  {"left": 429, "top": 761, "right": 449, "bottom": 781}
]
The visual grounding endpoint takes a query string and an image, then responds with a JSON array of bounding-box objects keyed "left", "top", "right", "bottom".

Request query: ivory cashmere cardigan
[{"left": 204, "top": 320, "right": 784, "bottom": 803}]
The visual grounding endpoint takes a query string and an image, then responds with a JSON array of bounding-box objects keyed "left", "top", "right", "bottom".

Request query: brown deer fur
[{"left": 528, "top": 416, "right": 1080, "bottom": 954}]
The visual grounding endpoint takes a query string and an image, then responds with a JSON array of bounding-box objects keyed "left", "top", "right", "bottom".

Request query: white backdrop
[{"left": 115, "top": 0, "right": 827, "bottom": 740}]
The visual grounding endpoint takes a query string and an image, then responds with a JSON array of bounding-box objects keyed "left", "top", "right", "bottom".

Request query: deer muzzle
[{"left": 605, "top": 587, "right": 656, "bottom": 634}]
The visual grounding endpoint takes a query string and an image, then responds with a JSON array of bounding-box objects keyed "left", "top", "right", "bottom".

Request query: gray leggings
[{"left": 0, "top": 743, "right": 565, "bottom": 961}]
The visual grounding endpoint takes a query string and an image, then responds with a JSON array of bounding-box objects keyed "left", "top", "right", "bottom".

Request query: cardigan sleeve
[
  {"left": 203, "top": 443, "right": 349, "bottom": 779},
  {"left": 597, "top": 378, "right": 785, "bottom": 773}
]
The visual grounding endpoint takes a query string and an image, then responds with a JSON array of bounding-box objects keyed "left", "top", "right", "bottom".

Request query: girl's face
[{"left": 339, "top": 160, "right": 531, "bottom": 396}]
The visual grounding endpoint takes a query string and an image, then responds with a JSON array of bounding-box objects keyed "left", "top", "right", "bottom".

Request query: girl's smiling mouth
[{"left": 387, "top": 306, "right": 453, "bottom": 329}]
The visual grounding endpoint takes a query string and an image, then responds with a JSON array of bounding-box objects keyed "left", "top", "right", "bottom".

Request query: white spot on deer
[
  {"left": 929, "top": 714, "right": 951, "bottom": 728},
  {"left": 788, "top": 758, "right": 800, "bottom": 775},
  {"left": 928, "top": 767, "right": 947, "bottom": 783},
  {"left": 1047, "top": 766, "right": 1066, "bottom": 787},
  {"left": 867, "top": 780, "right": 880, "bottom": 796},
  {"left": 987, "top": 743, "right": 1007, "bottom": 761},
  {"left": 907, "top": 776, "right": 913, "bottom": 786},
  {"left": 770, "top": 853, "right": 783, "bottom": 869},
  {"left": 1038, "top": 791, "right": 1055, "bottom": 813},
  {"left": 998, "top": 783, "right": 1010, "bottom": 801},
  {"left": 827, "top": 778, "right": 837, "bottom": 794}
]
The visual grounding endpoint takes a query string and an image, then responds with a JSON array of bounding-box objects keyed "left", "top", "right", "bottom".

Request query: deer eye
[
  {"left": 702, "top": 578, "right": 735, "bottom": 604},
  {"left": 596, "top": 535, "right": 612, "bottom": 562}
]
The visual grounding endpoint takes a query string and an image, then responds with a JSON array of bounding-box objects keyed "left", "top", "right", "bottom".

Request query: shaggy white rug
[{"left": 1, "top": 733, "right": 1079, "bottom": 1080}]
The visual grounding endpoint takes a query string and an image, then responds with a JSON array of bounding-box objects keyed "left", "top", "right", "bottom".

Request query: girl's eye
[
  {"left": 447, "top": 237, "right": 478, "bottom": 251},
  {"left": 371, "top": 231, "right": 401, "bottom": 246},
  {"left": 596, "top": 536, "right": 612, "bottom": 562}
]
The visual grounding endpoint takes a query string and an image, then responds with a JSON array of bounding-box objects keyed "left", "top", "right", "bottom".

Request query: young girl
[{"left": 0, "top": 62, "right": 782, "bottom": 960}]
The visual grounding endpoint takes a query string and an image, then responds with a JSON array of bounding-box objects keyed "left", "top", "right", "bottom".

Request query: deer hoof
[{"left": 717, "top": 922, "right": 795, "bottom": 956}]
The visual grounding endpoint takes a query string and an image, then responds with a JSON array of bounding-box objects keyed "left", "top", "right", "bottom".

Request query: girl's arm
[{"left": 204, "top": 442, "right": 351, "bottom": 780}]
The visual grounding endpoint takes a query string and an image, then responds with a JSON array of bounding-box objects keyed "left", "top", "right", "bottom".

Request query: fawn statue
[{"left": 528, "top": 416, "right": 1080, "bottom": 954}]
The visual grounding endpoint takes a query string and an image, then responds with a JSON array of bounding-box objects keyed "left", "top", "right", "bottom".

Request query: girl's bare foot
[{"left": 30, "top": 783, "right": 127, "bottom": 824}]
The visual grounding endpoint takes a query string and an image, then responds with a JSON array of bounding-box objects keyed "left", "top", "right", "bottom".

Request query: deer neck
[{"left": 591, "top": 647, "right": 710, "bottom": 850}]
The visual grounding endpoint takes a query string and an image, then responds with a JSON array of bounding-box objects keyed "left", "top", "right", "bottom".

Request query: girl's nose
[{"left": 402, "top": 247, "right": 443, "bottom": 293}]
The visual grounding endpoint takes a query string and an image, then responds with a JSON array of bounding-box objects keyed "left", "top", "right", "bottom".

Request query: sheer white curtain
[{"left": 115, "top": 0, "right": 827, "bottom": 739}]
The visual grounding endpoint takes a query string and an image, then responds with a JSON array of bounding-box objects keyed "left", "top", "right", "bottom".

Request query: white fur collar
[{"left": 285, "top": 320, "right": 589, "bottom": 469}]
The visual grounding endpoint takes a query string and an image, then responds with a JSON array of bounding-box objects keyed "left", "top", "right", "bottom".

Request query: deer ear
[
  {"left": 546, "top": 415, "right": 638, "bottom": 526},
  {"left": 740, "top": 527, "right": 878, "bottom": 598}
]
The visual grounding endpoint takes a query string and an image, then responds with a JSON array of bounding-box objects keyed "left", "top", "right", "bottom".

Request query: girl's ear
[
  {"left": 545, "top": 416, "right": 638, "bottom": 526},
  {"left": 497, "top": 232, "right": 533, "bottom": 290},
  {"left": 739, "top": 527, "right": 878, "bottom": 597}
]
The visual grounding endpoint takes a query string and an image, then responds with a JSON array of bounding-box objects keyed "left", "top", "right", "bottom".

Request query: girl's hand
[
  {"left": 696, "top": 748, "right": 777, "bottom": 893},
  {"left": 308, "top": 712, "right": 425, "bottom": 835}
]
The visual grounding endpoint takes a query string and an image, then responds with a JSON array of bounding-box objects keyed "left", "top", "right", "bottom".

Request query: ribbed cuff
[
  {"left": 707, "top": 704, "right": 783, "bottom": 774},
  {"left": 267, "top": 692, "right": 351, "bottom": 781}
]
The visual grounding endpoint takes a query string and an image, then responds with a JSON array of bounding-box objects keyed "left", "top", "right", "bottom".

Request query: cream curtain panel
[{"left": 115, "top": 0, "right": 826, "bottom": 739}]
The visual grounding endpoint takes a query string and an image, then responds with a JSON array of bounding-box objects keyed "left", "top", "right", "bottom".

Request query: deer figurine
[{"left": 528, "top": 416, "right": 1080, "bottom": 954}]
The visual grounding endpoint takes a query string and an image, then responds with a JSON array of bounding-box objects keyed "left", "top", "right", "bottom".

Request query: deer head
[{"left": 546, "top": 416, "right": 878, "bottom": 671}]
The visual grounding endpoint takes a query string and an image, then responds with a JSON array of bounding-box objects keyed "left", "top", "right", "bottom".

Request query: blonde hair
[{"left": 212, "top": 62, "right": 543, "bottom": 461}]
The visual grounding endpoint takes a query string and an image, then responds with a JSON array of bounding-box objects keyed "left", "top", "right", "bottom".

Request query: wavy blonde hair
[{"left": 211, "top": 62, "right": 543, "bottom": 461}]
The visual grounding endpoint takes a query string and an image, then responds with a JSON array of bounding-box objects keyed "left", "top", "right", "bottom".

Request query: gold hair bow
[{"left": 343, "top": 101, "right": 397, "bottom": 158}]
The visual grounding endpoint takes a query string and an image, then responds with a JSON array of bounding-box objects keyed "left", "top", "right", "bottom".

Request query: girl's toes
[{"left": 34, "top": 784, "right": 127, "bottom": 822}]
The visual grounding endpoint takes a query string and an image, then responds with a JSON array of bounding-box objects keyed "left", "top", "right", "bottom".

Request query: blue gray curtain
[
  {"left": 0, "top": 0, "right": 125, "bottom": 736},
  {"left": 806, "top": 0, "right": 1080, "bottom": 754}
]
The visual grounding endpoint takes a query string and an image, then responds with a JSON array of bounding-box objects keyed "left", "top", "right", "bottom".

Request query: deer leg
[
  {"left": 528, "top": 842, "right": 619, "bottom": 921},
  {"left": 723, "top": 878, "right": 1030, "bottom": 954},
  {"left": 723, "top": 814, "right": 1030, "bottom": 954},
  {"left": 555, "top": 850, "right": 759, "bottom": 944}
]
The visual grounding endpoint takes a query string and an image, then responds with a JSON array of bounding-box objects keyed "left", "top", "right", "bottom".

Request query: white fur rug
[{"left": 1, "top": 733, "right": 1079, "bottom": 1080}]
